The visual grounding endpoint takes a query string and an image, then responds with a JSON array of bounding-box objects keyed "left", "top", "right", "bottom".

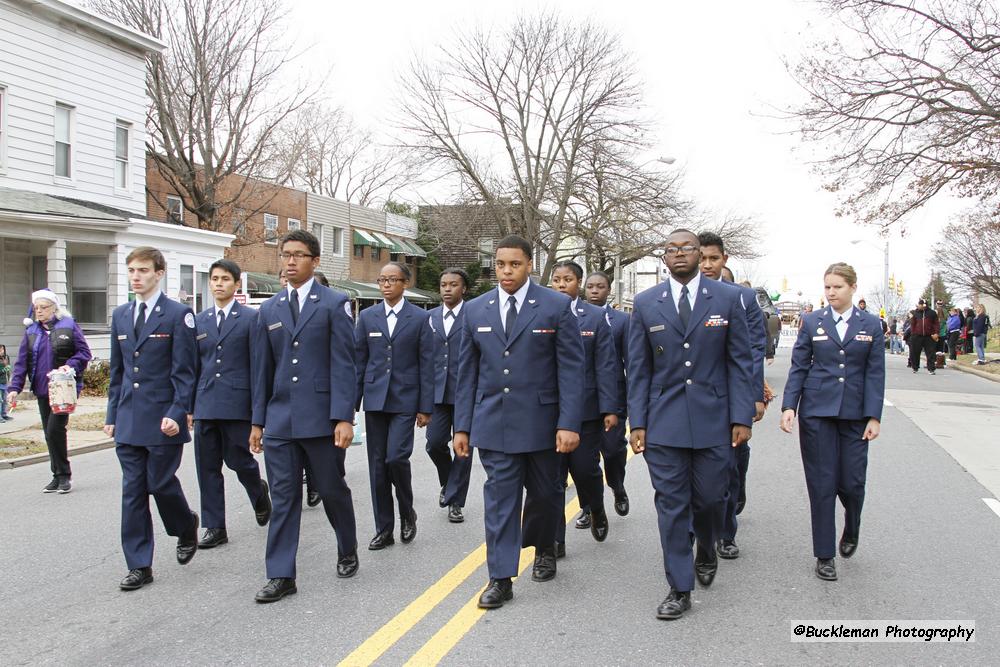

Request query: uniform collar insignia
[{"left": 528, "top": 299, "right": 536, "bottom": 304}]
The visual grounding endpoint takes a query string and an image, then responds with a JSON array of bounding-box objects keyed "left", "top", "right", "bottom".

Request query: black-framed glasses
[
  {"left": 279, "top": 252, "right": 314, "bottom": 261},
  {"left": 664, "top": 245, "right": 698, "bottom": 255},
  {"left": 376, "top": 277, "right": 405, "bottom": 286}
]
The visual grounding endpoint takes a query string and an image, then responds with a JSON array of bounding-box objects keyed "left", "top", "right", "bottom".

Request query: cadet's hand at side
[
  {"left": 779, "top": 408, "right": 796, "bottom": 434},
  {"left": 555, "top": 429, "right": 579, "bottom": 454},
  {"left": 603, "top": 414, "right": 619, "bottom": 431},
  {"left": 415, "top": 412, "right": 431, "bottom": 428},
  {"left": 249, "top": 425, "right": 263, "bottom": 454},
  {"left": 454, "top": 432, "right": 470, "bottom": 458},
  {"left": 103, "top": 424, "right": 115, "bottom": 438},
  {"left": 334, "top": 421, "right": 353, "bottom": 449},
  {"left": 629, "top": 428, "right": 646, "bottom": 454},
  {"left": 187, "top": 414, "right": 194, "bottom": 430},
  {"left": 753, "top": 401, "right": 766, "bottom": 422},
  {"left": 161, "top": 417, "right": 179, "bottom": 437},
  {"left": 731, "top": 424, "right": 751, "bottom": 447},
  {"left": 862, "top": 418, "right": 880, "bottom": 442}
]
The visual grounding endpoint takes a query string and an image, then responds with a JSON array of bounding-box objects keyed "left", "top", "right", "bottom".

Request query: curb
[
  {"left": 952, "top": 362, "right": 1000, "bottom": 384},
  {"left": 0, "top": 437, "right": 115, "bottom": 469}
]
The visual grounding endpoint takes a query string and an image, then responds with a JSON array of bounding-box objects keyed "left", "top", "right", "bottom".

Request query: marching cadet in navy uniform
[
  {"left": 453, "top": 236, "right": 584, "bottom": 609},
  {"left": 188, "top": 259, "right": 272, "bottom": 550},
  {"left": 104, "top": 246, "right": 200, "bottom": 591},
  {"left": 425, "top": 268, "right": 474, "bottom": 524},
  {"left": 628, "top": 229, "right": 754, "bottom": 620},
  {"left": 549, "top": 261, "right": 618, "bottom": 553},
  {"left": 698, "top": 231, "right": 767, "bottom": 560},
  {"left": 251, "top": 230, "right": 359, "bottom": 603},
  {"left": 583, "top": 270, "right": 631, "bottom": 518},
  {"left": 355, "top": 262, "right": 435, "bottom": 549},
  {"left": 780, "top": 262, "right": 885, "bottom": 582}
]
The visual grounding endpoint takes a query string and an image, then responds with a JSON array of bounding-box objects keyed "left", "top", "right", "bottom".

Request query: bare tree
[
  {"left": 786, "top": 0, "right": 1000, "bottom": 229},
  {"left": 398, "top": 13, "right": 650, "bottom": 281},
  {"left": 932, "top": 209, "right": 1000, "bottom": 301},
  {"left": 275, "top": 102, "right": 418, "bottom": 207},
  {"left": 89, "top": 0, "right": 317, "bottom": 232}
]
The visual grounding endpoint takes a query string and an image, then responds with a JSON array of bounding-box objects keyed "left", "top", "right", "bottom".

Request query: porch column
[
  {"left": 46, "top": 240, "right": 68, "bottom": 307},
  {"left": 108, "top": 244, "right": 128, "bottom": 316}
]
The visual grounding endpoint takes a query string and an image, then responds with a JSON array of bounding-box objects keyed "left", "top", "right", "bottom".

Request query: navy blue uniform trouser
[
  {"left": 263, "top": 435, "right": 357, "bottom": 579},
  {"left": 117, "top": 443, "right": 195, "bottom": 570},
  {"left": 365, "top": 411, "right": 416, "bottom": 534},
  {"left": 425, "top": 403, "right": 473, "bottom": 508},
  {"left": 557, "top": 420, "right": 606, "bottom": 543},
  {"left": 644, "top": 443, "right": 729, "bottom": 593},
  {"left": 480, "top": 447, "right": 562, "bottom": 579},
  {"left": 798, "top": 416, "right": 869, "bottom": 559},
  {"left": 720, "top": 442, "right": 751, "bottom": 541},
  {"left": 194, "top": 419, "right": 264, "bottom": 529},
  {"left": 600, "top": 419, "right": 628, "bottom": 494}
]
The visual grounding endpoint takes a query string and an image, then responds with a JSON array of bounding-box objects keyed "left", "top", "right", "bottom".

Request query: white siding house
[{"left": 0, "top": 0, "right": 232, "bottom": 357}]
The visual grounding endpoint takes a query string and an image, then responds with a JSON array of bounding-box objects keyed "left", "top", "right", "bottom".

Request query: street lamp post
[{"left": 850, "top": 238, "right": 890, "bottom": 309}]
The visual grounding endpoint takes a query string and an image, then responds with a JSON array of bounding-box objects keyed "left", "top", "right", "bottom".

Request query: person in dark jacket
[
  {"left": 0, "top": 344, "right": 11, "bottom": 422},
  {"left": 973, "top": 304, "right": 991, "bottom": 365},
  {"left": 947, "top": 308, "right": 963, "bottom": 360},
  {"left": 964, "top": 308, "right": 976, "bottom": 354},
  {"left": 908, "top": 300, "right": 938, "bottom": 374},
  {"left": 8, "top": 289, "right": 92, "bottom": 493}
]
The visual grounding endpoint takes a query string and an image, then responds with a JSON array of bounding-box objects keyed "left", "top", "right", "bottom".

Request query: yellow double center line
[{"left": 338, "top": 448, "right": 634, "bottom": 666}]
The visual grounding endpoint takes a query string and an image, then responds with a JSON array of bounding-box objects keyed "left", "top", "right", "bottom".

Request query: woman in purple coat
[{"left": 8, "top": 289, "right": 92, "bottom": 493}]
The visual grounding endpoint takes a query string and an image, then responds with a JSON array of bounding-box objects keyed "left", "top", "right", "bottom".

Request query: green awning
[
  {"left": 245, "top": 271, "right": 282, "bottom": 295},
  {"left": 328, "top": 279, "right": 383, "bottom": 300},
  {"left": 399, "top": 239, "right": 427, "bottom": 257},
  {"left": 372, "top": 232, "right": 406, "bottom": 253},
  {"left": 406, "top": 287, "right": 441, "bottom": 303},
  {"left": 353, "top": 229, "right": 390, "bottom": 248}
]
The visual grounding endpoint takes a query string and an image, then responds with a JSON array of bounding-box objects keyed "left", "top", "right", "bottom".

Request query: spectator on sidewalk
[
  {"left": 0, "top": 345, "right": 11, "bottom": 422},
  {"left": 888, "top": 318, "right": 903, "bottom": 355},
  {"left": 8, "top": 289, "right": 92, "bottom": 493},
  {"left": 908, "top": 300, "right": 938, "bottom": 374},
  {"left": 964, "top": 308, "right": 976, "bottom": 354},
  {"left": 973, "top": 304, "right": 991, "bottom": 365},
  {"left": 947, "top": 308, "right": 963, "bottom": 360}
]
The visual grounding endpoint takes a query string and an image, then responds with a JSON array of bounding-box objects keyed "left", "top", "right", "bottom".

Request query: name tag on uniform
[
  {"left": 580, "top": 331, "right": 595, "bottom": 337},
  {"left": 369, "top": 331, "right": 383, "bottom": 337},
  {"left": 533, "top": 329, "right": 555, "bottom": 334},
  {"left": 117, "top": 334, "right": 127, "bottom": 340},
  {"left": 477, "top": 326, "right": 492, "bottom": 333},
  {"left": 649, "top": 324, "right": 665, "bottom": 333},
  {"left": 855, "top": 334, "right": 873, "bottom": 342},
  {"left": 705, "top": 315, "right": 728, "bottom": 327},
  {"left": 149, "top": 333, "right": 171, "bottom": 339},
  {"left": 196, "top": 333, "right": 208, "bottom": 340},
  {"left": 813, "top": 335, "right": 829, "bottom": 341},
  {"left": 268, "top": 322, "right": 282, "bottom": 331}
]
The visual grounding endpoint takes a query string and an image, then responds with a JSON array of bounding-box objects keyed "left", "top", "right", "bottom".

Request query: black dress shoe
[
  {"left": 735, "top": 499, "right": 746, "bottom": 516},
  {"left": 119, "top": 567, "right": 153, "bottom": 591},
  {"left": 177, "top": 512, "right": 199, "bottom": 565},
  {"left": 815, "top": 558, "right": 838, "bottom": 581},
  {"left": 695, "top": 543, "right": 718, "bottom": 587},
  {"left": 716, "top": 539, "right": 740, "bottom": 560},
  {"left": 255, "top": 578, "right": 297, "bottom": 603},
  {"left": 477, "top": 578, "right": 513, "bottom": 609},
  {"left": 255, "top": 480, "right": 272, "bottom": 526},
  {"left": 337, "top": 551, "right": 359, "bottom": 578},
  {"left": 574, "top": 509, "right": 592, "bottom": 529},
  {"left": 613, "top": 490, "right": 630, "bottom": 517},
  {"left": 448, "top": 505, "right": 464, "bottom": 523},
  {"left": 532, "top": 546, "right": 557, "bottom": 582},
  {"left": 438, "top": 487, "right": 447, "bottom": 508},
  {"left": 554, "top": 541, "right": 566, "bottom": 559},
  {"left": 368, "top": 530, "right": 395, "bottom": 550},
  {"left": 839, "top": 534, "right": 858, "bottom": 559},
  {"left": 198, "top": 527, "right": 229, "bottom": 549},
  {"left": 656, "top": 590, "right": 691, "bottom": 620},
  {"left": 590, "top": 509, "right": 609, "bottom": 543},
  {"left": 401, "top": 511, "right": 417, "bottom": 544},
  {"left": 306, "top": 490, "right": 322, "bottom": 508}
]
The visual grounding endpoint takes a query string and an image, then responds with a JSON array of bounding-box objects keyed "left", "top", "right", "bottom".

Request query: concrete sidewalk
[{"left": 0, "top": 395, "right": 113, "bottom": 468}]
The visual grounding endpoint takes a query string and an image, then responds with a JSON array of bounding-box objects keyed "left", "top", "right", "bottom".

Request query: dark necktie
[
  {"left": 505, "top": 295, "right": 517, "bottom": 339},
  {"left": 444, "top": 310, "right": 454, "bottom": 320},
  {"left": 290, "top": 289, "right": 299, "bottom": 325},
  {"left": 217, "top": 310, "right": 225, "bottom": 332},
  {"left": 134, "top": 302, "right": 146, "bottom": 338},
  {"left": 834, "top": 315, "right": 843, "bottom": 337},
  {"left": 678, "top": 285, "right": 691, "bottom": 329}
]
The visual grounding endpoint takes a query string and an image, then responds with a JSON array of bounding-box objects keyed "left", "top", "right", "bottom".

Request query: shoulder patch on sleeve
[
  {"left": 184, "top": 312, "right": 195, "bottom": 329},
  {"left": 344, "top": 302, "right": 354, "bottom": 319}
]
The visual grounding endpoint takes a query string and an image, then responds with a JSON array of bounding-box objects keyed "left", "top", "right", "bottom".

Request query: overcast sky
[{"left": 286, "top": 0, "right": 960, "bottom": 308}]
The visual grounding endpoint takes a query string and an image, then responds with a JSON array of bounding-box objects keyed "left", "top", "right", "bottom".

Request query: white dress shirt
[
  {"left": 667, "top": 272, "right": 701, "bottom": 312},
  {"left": 834, "top": 306, "right": 852, "bottom": 340},
  {"left": 287, "top": 278, "right": 315, "bottom": 318},
  {"left": 442, "top": 300, "right": 464, "bottom": 337},
  {"left": 384, "top": 298, "right": 405, "bottom": 337},
  {"left": 498, "top": 280, "right": 531, "bottom": 322},
  {"left": 133, "top": 289, "right": 162, "bottom": 326},
  {"left": 215, "top": 299, "right": 235, "bottom": 328}
]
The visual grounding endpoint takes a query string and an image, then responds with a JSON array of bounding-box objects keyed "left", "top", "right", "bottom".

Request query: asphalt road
[{"left": 2, "top": 351, "right": 999, "bottom": 665}]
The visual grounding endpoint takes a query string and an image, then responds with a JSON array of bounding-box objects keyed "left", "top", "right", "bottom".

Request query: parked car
[{"left": 754, "top": 287, "right": 781, "bottom": 353}]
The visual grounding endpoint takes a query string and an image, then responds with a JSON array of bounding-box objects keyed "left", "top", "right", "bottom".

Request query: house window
[
  {"left": 478, "top": 238, "right": 494, "bottom": 268},
  {"left": 353, "top": 244, "right": 364, "bottom": 259},
  {"left": 264, "top": 213, "right": 278, "bottom": 244},
  {"left": 0, "top": 86, "right": 6, "bottom": 170},
  {"left": 166, "top": 195, "right": 183, "bottom": 224},
  {"left": 54, "top": 104, "right": 74, "bottom": 178},
  {"left": 288, "top": 218, "right": 301, "bottom": 231},
  {"left": 390, "top": 253, "right": 400, "bottom": 262},
  {"left": 179, "top": 264, "right": 195, "bottom": 308},
  {"left": 332, "top": 227, "right": 343, "bottom": 255},
  {"left": 70, "top": 257, "right": 109, "bottom": 325},
  {"left": 115, "top": 121, "right": 131, "bottom": 189},
  {"left": 312, "top": 223, "right": 324, "bottom": 254},
  {"left": 371, "top": 247, "right": 382, "bottom": 262}
]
